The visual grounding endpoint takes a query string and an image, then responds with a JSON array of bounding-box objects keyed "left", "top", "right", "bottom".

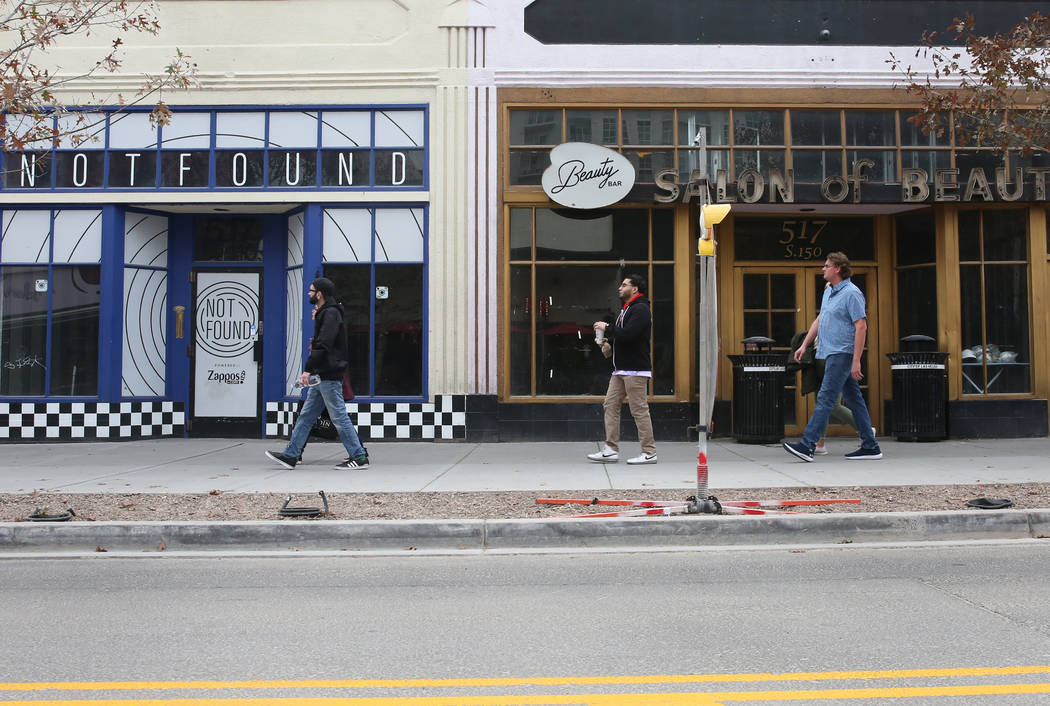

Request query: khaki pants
[{"left": 603, "top": 374, "right": 655, "bottom": 454}]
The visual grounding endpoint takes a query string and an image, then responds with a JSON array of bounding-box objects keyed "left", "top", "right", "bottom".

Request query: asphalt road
[{"left": 3, "top": 543, "right": 1050, "bottom": 704}]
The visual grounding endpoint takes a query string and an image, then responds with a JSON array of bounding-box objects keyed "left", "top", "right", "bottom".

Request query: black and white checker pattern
[
  {"left": 265, "top": 395, "right": 466, "bottom": 440},
  {"left": 0, "top": 401, "right": 185, "bottom": 440}
]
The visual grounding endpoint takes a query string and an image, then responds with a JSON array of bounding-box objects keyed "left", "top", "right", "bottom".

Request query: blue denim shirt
[{"left": 815, "top": 278, "right": 867, "bottom": 359}]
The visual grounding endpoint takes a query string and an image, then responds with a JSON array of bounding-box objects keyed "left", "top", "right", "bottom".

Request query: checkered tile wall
[
  {"left": 266, "top": 395, "right": 466, "bottom": 440},
  {"left": 0, "top": 401, "right": 185, "bottom": 440}
]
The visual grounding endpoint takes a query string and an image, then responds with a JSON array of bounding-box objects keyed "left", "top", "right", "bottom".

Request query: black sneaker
[
  {"left": 334, "top": 456, "right": 369, "bottom": 470},
  {"left": 782, "top": 441, "right": 814, "bottom": 462},
  {"left": 265, "top": 450, "right": 298, "bottom": 469},
  {"left": 845, "top": 446, "right": 883, "bottom": 460}
]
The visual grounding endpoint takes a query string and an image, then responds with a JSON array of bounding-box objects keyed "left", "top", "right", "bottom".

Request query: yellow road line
[
  {"left": 3, "top": 665, "right": 1050, "bottom": 692},
  {"left": 3, "top": 682, "right": 1050, "bottom": 705}
]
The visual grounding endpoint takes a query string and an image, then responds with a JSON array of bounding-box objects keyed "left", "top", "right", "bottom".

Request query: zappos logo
[{"left": 195, "top": 281, "right": 258, "bottom": 359}]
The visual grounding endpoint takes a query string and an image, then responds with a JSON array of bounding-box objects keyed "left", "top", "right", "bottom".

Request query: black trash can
[
  {"left": 729, "top": 338, "right": 785, "bottom": 444},
  {"left": 887, "top": 337, "right": 948, "bottom": 441}
]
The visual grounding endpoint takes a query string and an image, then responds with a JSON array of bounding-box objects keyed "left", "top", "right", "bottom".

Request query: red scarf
[{"left": 616, "top": 293, "right": 643, "bottom": 325}]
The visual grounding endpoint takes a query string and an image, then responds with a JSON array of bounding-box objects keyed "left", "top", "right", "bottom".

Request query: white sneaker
[
  {"left": 814, "top": 444, "right": 828, "bottom": 455},
  {"left": 626, "top": 452, "right": 658, "bottom": 465},
  {"left": 587, "top": 444, "right": 618, "bottom": 463}
]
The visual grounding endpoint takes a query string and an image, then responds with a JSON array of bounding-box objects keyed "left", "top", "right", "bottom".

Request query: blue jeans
[
  {"left": 284, "top": 380, "right": 365, "bottom": 460},
  {"left": 802, "top": 353, "right": 878, "bottom": 451}
]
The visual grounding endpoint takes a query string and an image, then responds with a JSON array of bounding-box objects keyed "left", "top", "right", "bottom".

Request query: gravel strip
[{"left": 2, "top": 483, "right": 1049, "bottom": 521}]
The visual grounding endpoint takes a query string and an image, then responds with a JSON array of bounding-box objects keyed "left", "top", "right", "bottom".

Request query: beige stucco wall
[{"left": 34, "top": 0, "right": 496, "bottom": 398}]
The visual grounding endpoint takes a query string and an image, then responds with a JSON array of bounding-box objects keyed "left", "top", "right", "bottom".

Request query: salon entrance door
[{"left": 736, "top": 266, "right": 878, "bottom": 437}]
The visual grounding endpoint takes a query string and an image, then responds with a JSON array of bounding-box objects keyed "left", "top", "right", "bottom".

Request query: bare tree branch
[
  {"left": 888, "top": 12, "right": 1050, "bottom": 156},
  {"left": 1, "top": 0, "right": 199, "bottom": 151}
]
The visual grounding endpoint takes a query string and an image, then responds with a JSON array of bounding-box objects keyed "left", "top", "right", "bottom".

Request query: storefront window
[
  {"left": 845, "top": 111, "right": 896, "bottom": 146},
  {"left": 321, "top": 207, "right": 425, "bottom": 399},
  {"left": 734, "top": 149, "right": 786, "bottom": 179},
  {"left": 0, "top": 209, "right": 102, "bottom": 396},
  {"left": 846, "top": 149, "right": 896, "bottom": 183},
  {"left": 900, "top": 112, "right": 951, "bottom": 146},
  {"left": 509, "top": 111, "right": 561, "bottom": 145},
  {"left": 677, "top": 111, "right": 730, "bottom": 146},
  {"left": 733, "top": 110, "right": 783, "bottom": 146},
  {"left": 901, "top": 150, "right": 951, "bottom": 181},
  {"left": 958, "top": 209, "right": 1030, "bottom": 395},
  {"left": 566, "top": 110, "right": 617, "bottom": 145},
  {"left": 508, "top": 207, "right": 674, "bottom": 397},
  {"left": 622, "top": 110, "right": 673, "bottom": 145},
  {"left": 791, "top": 111, "right": 841, "bottom": 146},
  {"left": 791, "top": 149, "right": 841, "bottom": 183},
  {"left": 895, "top": 212, "right": 938, "bottom": 342}
]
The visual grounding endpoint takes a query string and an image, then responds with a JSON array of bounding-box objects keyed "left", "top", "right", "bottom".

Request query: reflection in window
[
  {"left": 791, "top": 111, "right": 841, "bottom": 145},
  {"left": 733, "top": 111, "right": 784, "bottom": 146},
  {"left": 901, "top": 150, "right": 950, "bottom": 179},
  {"left": 677, "top": 111, "right": 730, "bottom": 146},
  {"left": 508, "top": 207, "right": 675, "bottom": 396},
  {"left": 321, "top": 207, "right": 427, "bottom": 399},
  {"left": 958, "top": 210, "right": 1030, "bottom": 394},
  {"left": 895, "top": 212, "right": 938, "bottom": 344},
  {"left": 900, "top": 112, "right": 951, "bottom": 146},
  {"left": 509, "top": 111, "right": 561, "bottom": 145},
  {"left": 847, "top": 149, "right": 896, "bottom": 183},
  {"left": 622, "top": 149, "right": 673, "bottom": 183},
  {"left": 734, "top": 150, "right": 785, "bottom": 179},
  {"left": 791, "top": 149, "right": 841, "bottom": 183},
  {"left": 508, "top": 149, "right": 550, "bottom": 186},
  {"left": 622, "top": 110, "right": 672, "bottom": 145},
  {"left": 845, "top": 111, "right": 896, "bottom": 146},
  {"left": 566, "top": 110, "right": 618, "bottom": 144},
  {"left": 0, "top": 209, "right": 102, "bottom": 397},
  {"left": 0, "top": 265, "right": 101, "bottom": 396}
]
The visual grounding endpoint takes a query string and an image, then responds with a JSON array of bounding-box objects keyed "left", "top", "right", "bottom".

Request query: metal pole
[{"left": 694, "top": 185, "right": 719, "bottom": 508}]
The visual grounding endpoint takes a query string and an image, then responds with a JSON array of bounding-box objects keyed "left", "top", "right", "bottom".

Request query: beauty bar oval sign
[{"left": 541, "top": 142, "right": 635, "bottom": 209}]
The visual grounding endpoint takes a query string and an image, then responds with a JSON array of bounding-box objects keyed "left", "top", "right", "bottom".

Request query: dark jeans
[
  {"left": 802, "top": 353, "right": 878, "bottom": 451},
  {"left": 284, "top": 380, "right": 365, "bottom": 460}
]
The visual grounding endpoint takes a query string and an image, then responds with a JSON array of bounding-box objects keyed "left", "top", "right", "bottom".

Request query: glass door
[{"left": 737, "top": 265, "right": 877, "bottom": 436}]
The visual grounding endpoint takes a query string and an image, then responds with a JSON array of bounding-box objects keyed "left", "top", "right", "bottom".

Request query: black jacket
[
  {"left": 305, "top": 301, "right": 349, "bottom": 380},
  {"left": 605, "top": 295, "right": 652, "bottom": 372}
]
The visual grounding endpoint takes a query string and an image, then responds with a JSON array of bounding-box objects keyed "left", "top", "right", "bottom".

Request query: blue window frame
[{"left": 2, "top": 106, "right": 428, "bottom": 193}]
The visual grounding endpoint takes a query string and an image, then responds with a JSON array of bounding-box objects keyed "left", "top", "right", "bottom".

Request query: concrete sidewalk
[
  {"left": 2, "top": 436, "right": 1048, "bottom": 555},
  {"left": 0, "top": 436, "right": 1047, "bottom": 494}
]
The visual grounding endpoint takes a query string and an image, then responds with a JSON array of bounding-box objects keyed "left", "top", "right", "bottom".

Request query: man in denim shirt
[{"left": 783, "top": 252, "right": 882, "bottom": 462}]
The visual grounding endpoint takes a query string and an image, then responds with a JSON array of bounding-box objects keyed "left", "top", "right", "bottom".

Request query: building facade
[
  {"left": 2, "top": 0, "right": 1048, "bottom": 443},
  {"left": 0, "top": 0, "right": 491, "bottom": 440},
  {"left": 475, "top": 0, "right": 1049, "bottom": 441}
]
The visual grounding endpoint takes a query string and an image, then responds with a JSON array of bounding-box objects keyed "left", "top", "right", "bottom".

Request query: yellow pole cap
[
  {"left": 701, "top": 203, "right": 732, "bottom": 226},
  {"left": 697, "top": 238, "right": 716, "bottom": 256}
]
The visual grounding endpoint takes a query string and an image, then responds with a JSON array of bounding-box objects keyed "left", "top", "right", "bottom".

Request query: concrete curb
[{"left": 2, "top": 510, "right": 1049, "bottom": 554}]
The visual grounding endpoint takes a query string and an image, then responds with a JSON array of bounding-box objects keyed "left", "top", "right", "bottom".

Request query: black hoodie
[
  {"left": 305, "top": 300, "right": 349, "bottom": 380},
  {"left": 605, "top": 294, "right": 652, "bottom": 372}
]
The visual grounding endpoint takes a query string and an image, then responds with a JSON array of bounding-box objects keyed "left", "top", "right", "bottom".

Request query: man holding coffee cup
[{"left": 587, "top": 274, "right": 657, "bottom": 465}]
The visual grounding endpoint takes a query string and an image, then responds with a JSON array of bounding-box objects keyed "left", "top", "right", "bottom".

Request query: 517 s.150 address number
[{"left": 779, "top": 219, "right": 827, "bottom": 259}]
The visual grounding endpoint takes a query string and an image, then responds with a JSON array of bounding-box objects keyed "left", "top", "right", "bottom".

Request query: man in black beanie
[{"left": 266, "top": 277, "right": 369, "bottom": 470}]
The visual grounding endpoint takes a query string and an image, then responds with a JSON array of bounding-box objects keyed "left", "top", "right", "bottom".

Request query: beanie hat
[{"left": 311, "top": 277, "right": 336, "bottom": 298}]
